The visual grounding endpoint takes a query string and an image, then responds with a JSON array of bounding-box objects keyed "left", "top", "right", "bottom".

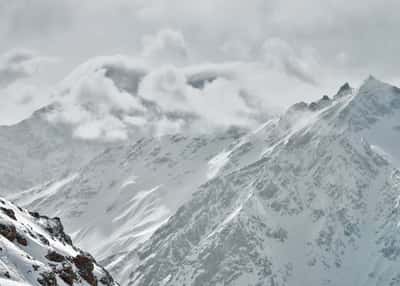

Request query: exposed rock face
[
  {"left": 37, "top": 272, "right": 58, "bottom": 286},
  {"left": 0, "top": 223, "right": 17, "bottom": 241},
  {"left": 57, "top": 264, "right": 77, "bottom": 285},
  {"left": 334, "top": 82, "right": 353, "bottom": 98},
  {"left": 15, "top": 232, "right": 27, "bottom": 246},
  {"left": 45, "top": 251, "right": 66, "bottom": 262},
  {"left": 1, "top": 207, "right": 16, "bottom": 220},
  {"left": 74, "top": 254, "right": 97, "bottom": 285},
  {"left": 0, "top": 198, "right": 118, "bottom": 286}
]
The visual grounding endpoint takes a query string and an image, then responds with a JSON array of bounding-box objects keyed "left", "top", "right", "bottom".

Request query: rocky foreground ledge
[{"left": 0, "top": 197, "right": 118, "bottom": 286}]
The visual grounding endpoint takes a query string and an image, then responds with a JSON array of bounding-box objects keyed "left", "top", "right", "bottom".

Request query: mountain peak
[
  {"left": 334, "top": 82, "right": 352, "bottom": 98},
  {"left": 358, "top": 75, "right": 389, "bottom": 93}
]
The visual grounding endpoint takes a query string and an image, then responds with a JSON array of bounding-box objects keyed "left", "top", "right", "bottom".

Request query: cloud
[
  {"left": 0, "top": 82, "right": 52, "bottom": 125},
  {"left": 2, "top": 0, "right": 400, "bottom": 132},
  {"left": 2, "top": 0, "right": 400, "bottom": 78},
  {"left": 43, "top": 56, "right": 267, "bottom": 140},
  {"left": 261, "top": 38, "right": 319, "bottom": 86},
  {"left": 0, "top": 49, "right": 58, "bottom": 125},
  {"left": 141, "top": 29, "right": 189, "bottom": 66},
  {"left": 47, "top": 60, "right": 146, "bottom": 141},
  {"left": 0, "top": 49, "right": 56, "bottom": 87},
  {"left": 138, "top": 65, "right": 259, "bottom": 130},
  {"left": 1, "top": 0, "right": 399, "bottom": 123},
  {"left": 0, "top": 0, "right": 73, "bottom": 40}
]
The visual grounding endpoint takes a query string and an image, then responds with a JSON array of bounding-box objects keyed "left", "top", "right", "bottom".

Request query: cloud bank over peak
[
  {"left": 0, "top": 28, "right": 347, "bottom": 135},
  {"left": 4, "top": 0, "right": 398, "bottom": 135},
  {"left": 44, "top": 56, "right": 268, "bottom": 140},
  {"left": 48, "top": 66, "right": 145, "bottom": 140}
]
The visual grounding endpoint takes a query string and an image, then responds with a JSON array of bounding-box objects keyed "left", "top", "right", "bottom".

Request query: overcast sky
[{"left": 1, "top": 0, "right": 400, "bottom": 129}]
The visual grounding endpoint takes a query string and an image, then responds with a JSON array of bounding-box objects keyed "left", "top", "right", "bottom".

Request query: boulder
[
  {"left": 0, "top": 224, "right": 16, "bottom": 241},
  {"left": 57, "top": 264, "right": 77, "bottom": 286},
  {"left": 45, "top": 251, "right": 66, "bottom": 263},
  {"left": 16, "top": 232, "right": 28, "bottom": 246},
  {"left": 37, "top": 272, "right": 58, "bottom": 286}
]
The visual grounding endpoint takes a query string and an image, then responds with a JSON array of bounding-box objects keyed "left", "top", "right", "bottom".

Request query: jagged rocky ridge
[{"left": 0, "top": 197, "right": 117, "bottom": 286}]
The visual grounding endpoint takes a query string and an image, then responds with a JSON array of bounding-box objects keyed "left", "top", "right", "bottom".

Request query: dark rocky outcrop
[
  {"left": 74, "top": 254, "right": 97, "bottom": 286},
  {"left": 44, "top": 217, "right": 73, "bottom": 245},
  {"left": 16, "top": 232, "right": 28, "bottom": 246},
  {"left": 335, "top": 82, "right": 352, "bottom": 98},
  {"left": 57, "top": 264, "right": 77, "bottom": 286},
  {"left": 0, "top": 223, "right": 17, "bottom": 241},
  {"left": 37, "top": 272, "right": 58, "bottom": 286},
  {"left": 45, "top": 251, "right": 66, "bottom": 263},
  {"left": 0, "top": 198, "right": 119, "bottom": 286},
  {"left": 1, "top": 207, "right": 16, "bottom": 220}
]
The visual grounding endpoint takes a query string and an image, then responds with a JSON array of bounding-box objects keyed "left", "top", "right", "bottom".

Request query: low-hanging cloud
[
  {"left": 0, "top": 49, "right": 58, "bottom": 125},
  {"left": 0, "top": 49, "right": 55, "bottom": 87},
  {"left": 138, "top": 65, "right": 258, "bottom": 128},
  {"left": 141, "top": 29, "right": 189, "bottom": 66},
  {"left": 45, "top": 56, "right": 266, "bottom": 140},
  {"left": 261, "top": 38, "right": 319, "bottom": 86},
  {"left": 2, "top": 0, "right": 400, "bottom": 132},
  {"left": 47, "top": 60, "right": 146, "bottom": 141},
  {"left": 3, "top": 0, "right": 400, "bottom": 127}
]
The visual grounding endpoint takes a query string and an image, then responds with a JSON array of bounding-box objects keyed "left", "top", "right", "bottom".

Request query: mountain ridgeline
[{"left": 2, "top": 76, "right": 400, "bottom": 285}]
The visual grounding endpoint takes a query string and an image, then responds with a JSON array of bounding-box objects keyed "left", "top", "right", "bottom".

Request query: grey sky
[{"left": 1, "top": 0, "right": 399, "bottom": 127}]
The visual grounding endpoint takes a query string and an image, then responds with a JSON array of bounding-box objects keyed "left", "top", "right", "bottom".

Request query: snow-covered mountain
[
  {"left": 9, "top": 128, "right": 246, "bottom": 283},
  {"left": 3, "top": 74, "right": 400, "bottom": 286},
  {"left": 124, "top": 77, "right": 400, "bottom": 285},
  {"left": 2, "top": 58, "right": 267, "bottom": 283},
  {"left": 0, "top": 108, "right": 108, "bottom": 194},
  {"left": 0, "top": 197, "right": 117, "bottom": 286}
]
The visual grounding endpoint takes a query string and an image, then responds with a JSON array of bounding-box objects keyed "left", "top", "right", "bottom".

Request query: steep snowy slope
[
  {"left": 345, "top": 77, "right": 400, "bottom": 166},
  {"left": 126, "top": 78, "right": 400, "bottom": 286},
  {"left": 0, "top": 197, "right": 117, "bottom": 286},
  {"left": 10, "top": 128, "right": 246, "bottom": 282},
  {"left": 0, "top": 108, "right": 107, "bottom": 194}
]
